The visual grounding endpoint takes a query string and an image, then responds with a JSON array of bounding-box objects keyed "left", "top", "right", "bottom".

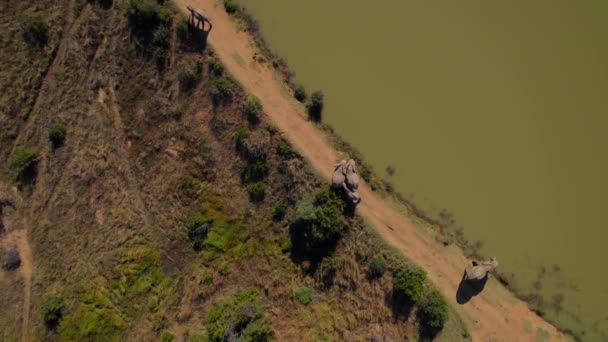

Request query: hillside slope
[{"left": 169, "top": 0, "right": 570, "bottom": 341}]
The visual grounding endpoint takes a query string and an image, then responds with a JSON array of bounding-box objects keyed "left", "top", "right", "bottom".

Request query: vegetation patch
[
  {"left": 48, "top": 122, "right": 67, "bottom": 147},
  {"left": 290, "top": 185, "right": 346, "bottom": 256},
  {"left": 8, "top": 147, "right": 38, "bottom": 182},
  {"left": 247, "top": 181, "right": 266, "bottom": 202},
  {"left": 307, "top": 91, "right": 324, "bottom": 122},
  {"left": 21, "top": 16, "right": 49, "bottom": 47},
  {"left": 369, "top": 255, "right": 387, "bottom": 278},
  {"left": 294, "top": 85, "right": 307, "bottom": 102},
  {"left": 418, "top": 289, "right": 449, "bottom": 335},
  {"left": 244, "top": 95, "right": 262, "bottom": 124},
  {"left": 207, "top": 289, "right": 271, "bottom": 341},
  {"left": 295, "top": 287, "right": 314, "bottom": 305},
  {"left": 393, "top": 266, "right": 427, "bottom": 303},
  {"left": 42, "top": 296, "right": 65, "bottom": 330}
]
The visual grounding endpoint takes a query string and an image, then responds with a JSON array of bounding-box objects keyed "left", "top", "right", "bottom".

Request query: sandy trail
[{"left": 174, "top": 1, "right": 567, "bottom": 340}]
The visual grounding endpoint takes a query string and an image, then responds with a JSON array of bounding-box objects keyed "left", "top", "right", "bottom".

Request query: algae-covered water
[{"left": 237, "top": 0, "right": 608, "bottom": 338}]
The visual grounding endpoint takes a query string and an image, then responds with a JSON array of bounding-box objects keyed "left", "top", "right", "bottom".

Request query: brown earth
[{"left": 173, "top": 1, "right": 569, "bottom": 341}]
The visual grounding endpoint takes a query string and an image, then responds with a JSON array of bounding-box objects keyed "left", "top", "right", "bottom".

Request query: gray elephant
[
  {"left": 464, "top": 257, "right": 498, "bottom": 281},
  {"left": 331, "top": 159, "right": 361, "bottom": 206}
]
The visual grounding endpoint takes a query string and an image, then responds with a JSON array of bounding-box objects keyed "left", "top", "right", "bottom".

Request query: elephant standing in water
[
  {"left": 332, "top": 159, "right": 361, "bottom": 206},
  {"left": 464, "top": 257, "right": 499, "bottom": 281}
]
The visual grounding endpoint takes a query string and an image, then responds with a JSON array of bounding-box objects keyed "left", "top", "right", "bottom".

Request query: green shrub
[
  {"left": 233, "top": 128, "right": 249, "bottom": 150},
  {"left": 207, "top": 289, "right": 271, "bottom": 342},
  {"left": 208, "top": 57, "right": 224, "bottom": 76},
  {"left": 210, "top": 77, "right": 234, "bottom": 101},
  {"left": 307, "top": 91, "right": 324, "bottom": 122},
  {"left": 369, "top": 256, "right": 387, "bottom": 277},
  {"left": 178, "top": 67, "right": 199, "bottom": 91},
  {"left": 295, "top": 287, "right": 313, "bottom": 305},
  {"left": 223, "top": 0, "right": 237, "bottom": 13},
  {"left": 272, "top": 202, "right": 287, "bottom": 221},
  {"left": 247, "top": 181, "right": 266, "bottom": 202},
  {"left": 176, "top": 16, "right": 192, "bottom": 45},
  {"left": 48, "top": 123, "right": 66, "bottom": 147},
  {"left": 153, "top": 25, "right": 170, "bottom": 47},
  {"left": 418, "top": 289, "right": 449, "bottom": 333},
  {"left": 161, "top": 331, "right": 175, "bottom": 342},
  {"left": 291, "top": 185, "right": 346, "bottom": 245},
  {"left": 393, "top": 266, "right": 427, "bottom": 302},
  {"left": 22, "top": 16, "right": 48, "bottom": 46},
  {"left": 42, "top": 296, "right": 64, "bottom": 330},
  {"left": 294, "top": 85, "right": 306, "bottom": 102},
  {"left": 315, "top": 256, "right": 339, "bottom": 287},
  {"left": 8, "top": 147, "right": 37, "bottom": 181},
  {"left": 127, "top": 0, "right": 162, "bottom": 38},
  {"left": 187, "top": 213, "right": 212, "bottom": 251},
  {"left": 241, "top": 160, "right": 268, "bottom": 182},
  {"left": 244, "top": 95, "right": 262, "bottom": 124},
  {"left": 276, "top": 141, "right": 293, "bottom": 158}
]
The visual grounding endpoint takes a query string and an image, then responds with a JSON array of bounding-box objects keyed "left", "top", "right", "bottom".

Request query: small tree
[
  {"left": 48, "top": 123, "right": 66, "bottom": 147},
  {"left": 291, "top": 185, "right": 346, "bottom": 246},
  {"left": 223, "top": 0, "right": 237, "bottom": 13},
  {"left": 244, "top": 95, "right": 262, "bottom": 124},
  {"left": 369, "top": 256, "right": 387, "bottom": 277},
  {"left": 272, "top": 202, "right": 287, "bottom": 221},
  {"left": 22, "top": 16, "right": 48, "bottom": 46},
  {"left": 208, "top": 57, "right": 224, "bottom": 76},
  {"left": 393, "top": 266, "right": 427, "bottom": 302},
  {"left": 418, "top": 289, "right": 449, "bottom": 334},
  {"left": 178, "top": 67, "right": 198, "bottom": 91},
  {"left": 42, "top": 296, "right": 64, "bottom": 330},
  {"left": 295, "top": 287, "right": 313, "bottom": 305},
  {"left": 210, "top": 77, "right": 234, "bottom": 101},
  {"left": 294, "top": 85, "right": 306, "bottom": 102},
  {"left": 247, "top": 181, "right": 266, "bottom": 202},
  {"left": 8, "top": 147, "right": 37, "bottom": 182},
  {"left": 307, "top": 91, "right": 324, "bottom": 121}
]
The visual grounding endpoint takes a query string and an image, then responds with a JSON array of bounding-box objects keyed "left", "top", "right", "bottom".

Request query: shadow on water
[{"left": 456, "top": 270, "right": 488, "bottom": 304}]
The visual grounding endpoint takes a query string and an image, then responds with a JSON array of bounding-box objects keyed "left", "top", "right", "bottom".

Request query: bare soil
[{"left": 172, "top": 1, "right": 569, "bottom": 341}]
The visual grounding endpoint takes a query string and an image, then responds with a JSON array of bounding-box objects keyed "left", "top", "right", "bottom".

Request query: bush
[
  {"left": 176, "top": 16, "right": 192, "bottom": 45},
  {"left": 315, "top": 256, "right": 339, "bottom": 287},
  {"left": 8, "top": 147, "right": 37, "bottom": 182},
  {"left": 241, "top": 130, "right": 270, "bottom": 161},
  {"left": 295, "top": 287, "right": 313, "bottom": 305},
  {"left": 210, "top": 77, "right": 234, "bottom": 101},
  {"left": 393, "top": 266, "right": 427, "bottom": 302},
  {"left": 48, "top": 123, "right": 66, "bottom": 147},
  {"left": 161, "top": 331, "right": 175, "bottom": 342},
  {"left": 291, "top": 185, "right": 346, "bottom": 246},
  {"left": 127, "top": 0, "right": 162, "bottom": 37},
  {"left": 233, "top": 128, "right": 249, "bottom": 150},
  {"left": 153, "top": 25, "right": 170, "bottom": 47},
  {"left": 241, "top": 160, "right": 268, "bottom": 182},
  {"left": 418, "top": 289, "right": 449, "bottom": 333},
  {"left": 276, "top": 141, "right": 293, "bottom": 158},
  {"left": 187, "top": 213, "right": 212, "bottom": 251},
  {"left": 272, "top": 202, "right": 287, "bottom": 221},
  {"left": 208, "top": 57, "right": 224, "bottom": 76},
  {"left": 207, "top": 289, "right": 271, "bottom": 342},
  {"left": 223, "top": 0, "right": 237, "bottom": 13},
  {"left": 244, "top": 95, "right": 262, "bottom": 124},
  {"left": 247, "top": 181, "right": 266, "bottom": 202},
  {"left": 369, "top": 256, "right": 387, "bottom": 277},
  {"left": 178, "top": 67, "right": 199, "bottom": 91},
  {"left": 307, "top": 91, "right": 324, "bottom": 121},
  {"left": 22, "top": 16, "right": 48, "bottom": 46},
  {"left": 294, "top": 85, "right": 306, "bottom": 102},
  {"left": 42, "top": 296, "right": 64, "bottom": 330}
]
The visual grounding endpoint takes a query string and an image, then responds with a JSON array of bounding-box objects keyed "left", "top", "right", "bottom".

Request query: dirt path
[{"left": 174, "top": 1, "right": 567, "bottom": 341}]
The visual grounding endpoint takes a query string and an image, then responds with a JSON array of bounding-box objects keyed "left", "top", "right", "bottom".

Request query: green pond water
[{"left": 237, "top": 0, "right": 608, "bottom": 339}]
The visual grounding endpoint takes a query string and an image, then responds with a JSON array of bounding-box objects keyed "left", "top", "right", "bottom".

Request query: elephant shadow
[{"left": 456, "top": 270, "right": 488, "bottom": 304}]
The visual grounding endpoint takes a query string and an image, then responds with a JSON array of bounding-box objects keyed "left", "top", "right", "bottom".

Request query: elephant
[
  {"left": 331, "top": 159, "right": 361, "bottom": 206},
  {"left": 331, "top": 160, "right": 347, "bottom": 189},
  {"left": 464, "top": 257, "right": 498, "bottom": 281},
  {"left": 344, "top": 159, "right": 359, "bottom": 191}
]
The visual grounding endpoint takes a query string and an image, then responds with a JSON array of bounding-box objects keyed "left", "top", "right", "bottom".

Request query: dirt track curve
[{"left": 174, "top": 1, "right": 568, "bottom": 341}]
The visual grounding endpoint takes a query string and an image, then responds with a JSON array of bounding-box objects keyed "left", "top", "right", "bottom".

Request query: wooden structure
[{"left": 187, "top": 5, "right": 212, "bottom": 31}]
